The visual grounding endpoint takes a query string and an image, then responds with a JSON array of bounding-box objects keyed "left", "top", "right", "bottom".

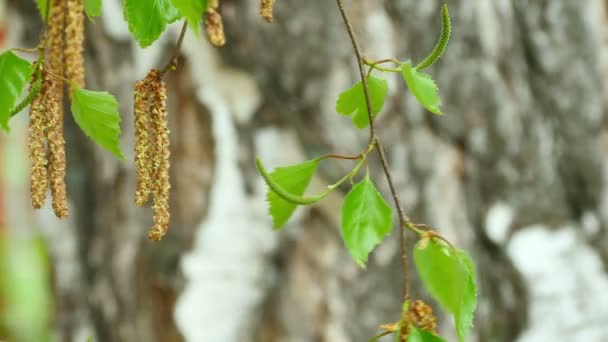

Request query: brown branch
[
  {"left": 335, "top": 0, "right": 423, "bottom": 302},
  {"left": 160, "top": 21, "right": 189, "bottom": 77}
]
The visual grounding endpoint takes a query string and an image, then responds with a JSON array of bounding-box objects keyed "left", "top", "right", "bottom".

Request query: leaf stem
[
  {"left": 160, "top": 21, "right": 189, "bottom": 77},
  {"left": 12, "top": 47, "right": 41, "bottom": 54},
  {"left": 364, "top": 58, "right": 402, "bottom": 73},
  {"left": 319, "top": 153, "right": 363, "bottom": 161}
]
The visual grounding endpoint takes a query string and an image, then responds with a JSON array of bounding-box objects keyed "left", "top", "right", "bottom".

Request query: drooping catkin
[
  {"left": 205, "top": 8, "right": 226, "bottom": 47},
  {"left": 47, "top": 0, "right": 65, "bottom": 77},
  {"left": 44, "top": 72, "right": 68, "bottom": 219},
  {"left": 134, "top": 76, "right": 153, "bottom": 206},
  {"left": 148, "top": 75, "right": 171, "bottom": 241},
  {"left": 28, "top": 72, "right": 48, "bottom": 209},
  {"left": 260, "top": 0, "right": 275, "bottom": 23},
  {"left": 65, "top": 0, "right": 85, "bottom": 89},
  {"left": 46, "top": 0, "right": 69, "bottom": 219}
]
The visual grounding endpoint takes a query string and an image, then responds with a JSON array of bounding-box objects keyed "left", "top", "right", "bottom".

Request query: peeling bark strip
[
  {"left": 65, "top": 0, "right": 85, "bottom": 89},
  {"left": 205, "top": 8, "right": 225, "bottom": 47},
  {"left": 133, "top": 70, "right": 171, "bottom": 241}
]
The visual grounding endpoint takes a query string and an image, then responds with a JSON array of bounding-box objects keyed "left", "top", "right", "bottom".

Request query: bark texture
[{"left": 6, "top": 0, "right": 608, "bottom": 341}]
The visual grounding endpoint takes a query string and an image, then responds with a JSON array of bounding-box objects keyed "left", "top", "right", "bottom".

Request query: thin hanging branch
[
  {"left": 335, "top": 0, "right": 423, "bottom": 301},
  {"left": 160, "top": 21, "right": 189, "bottom": 77}
]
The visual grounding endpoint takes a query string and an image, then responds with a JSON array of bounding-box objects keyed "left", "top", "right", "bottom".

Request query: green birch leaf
[
  {"left": 336, "top": 75, "right": 388, "bottom": 129},
  {"left": 170, "top": 0, "right": 207, "bottom": 36},
  {"left": 414, "top": 239, "right": 477, "bottom": 342},
  {"left": 407, "top": 328, "right": 446, "bottom": 342},
  {"left": 401, "top": 61, "right": 442, "bottom": 115},
  {"left": 341, "top": 176, "right": 393, "bottom": 266},
  {"left": 455, "top": 250, "right": 477, "bottom": 342},
  {"left": 414, "top": 239, "right": 465, "bottom": 313},
  {"left": 123, "top": 0, "right": 182, "bottom": 47},
  {"left": 70, "top": 86, "right": 124, "bottom": 159},
  {"left": 0, "top": 51, "right": 34, "bottom": 131},
  {"left": 262, "top": 159, "right": 319, "bottom": 229},
  {"left": 84, "top": 0, "right": 102, "bottom": 18}
]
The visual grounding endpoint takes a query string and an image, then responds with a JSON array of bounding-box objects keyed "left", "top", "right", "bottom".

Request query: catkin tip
[
  {"left": 261, "top": 0, "right": 275, "bottom": 23},
  {"left": 205, "top": 9, "right": 226, "bottom": 47}
]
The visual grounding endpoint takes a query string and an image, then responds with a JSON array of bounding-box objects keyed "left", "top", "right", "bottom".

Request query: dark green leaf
[
  {"left": 0, "top": 51, "right": 34, "bottom": 131},
  {"left": 70, "top": 86, "right": 123, "bottom": 158},
  {"left": 341, "top": 177, "right": 393, "bottom": 266},
  {"left": 401, "top": 61, "right": 442, "bottom": 115},
  {"left": 407, "top": 328, "right": 446, "bottom": 342},
  {"left": 123, "top": 0, "right": 182, "bottom": 47},
  {"left": 170, "top": 0, "right": 207, "bottom": 36},
  {"left": 261, "top": 159, "right": 319, "bottom": 229},
  {"left": 84, "top": 0, "right": 102, "bottom": 18},
  {"left": 336, "top": 75, "right": 388, "bottom": 129}
]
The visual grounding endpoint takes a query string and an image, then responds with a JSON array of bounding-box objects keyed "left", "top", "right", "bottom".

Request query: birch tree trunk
[{"left": 6, "top": 0, "right": 608, "bottom": 341}]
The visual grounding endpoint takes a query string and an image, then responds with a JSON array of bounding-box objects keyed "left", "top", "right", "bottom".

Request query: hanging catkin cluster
[
  {"left": 27, "top": 0, "right": 85, "bottom": 217},
  {"left": 205, "top": 1, "right": 225, "bottom": 47},
  {"left": 133, "top": 70, "right": 171, "bottom": 241}
]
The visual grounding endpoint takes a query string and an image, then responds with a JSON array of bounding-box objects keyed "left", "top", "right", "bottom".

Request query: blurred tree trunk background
[{"left": 4, "top": 0, "right": 608, "bottom": 341}]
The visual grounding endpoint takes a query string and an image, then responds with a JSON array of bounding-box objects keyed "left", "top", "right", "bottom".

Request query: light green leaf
[
  {"left": 414, "top": 239, "right": 465, "bottom": 313},
  {"left": 123, "top": 0, "right": 182, "bottom": 47},
  {"left": 70, "top": 86, "right": 124, "bottom": 159},
  {"left": 336, "top": 75, "right": 388, "bottom": 129},
  {"left": 414, "top": 239, "right": 477, "bottom": 342},
  {"left": 170, "top": 0, "right": 207, "bottom": 36},
  {"left": 341, "top": 177, "right": 393, "bottom": 266},
  {"left": 261, "top": 159, "right": 319, "bottom": 229},
  {"left": 401, "top": 61, "right": 442, "bottom": 115},
  {"left": 407, "top": 328, "right": 446, "bottom": 342},
  {"left": 455, "top": 250, "right": 477, "bottom": 342},
  {"left": 0, "top": 51, "right": 34, "bottom": 131},
  {"left": 37, "top": 0, "right": 48, "bottom": 20},
  {"left": 84, "top": 0, "right": 102, "bottom": 18}
]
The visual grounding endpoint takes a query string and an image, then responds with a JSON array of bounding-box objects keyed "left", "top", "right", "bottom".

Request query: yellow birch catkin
[
  {"left": 44, "top": 73, "right": 68, "bottom": 218},
  {"left": 65, "top": 0, "right": 85, "bottom": 89},
  {"left": 134, "top": 75, "right": 153, "bottom": 206},
  {"left": 47, "top": 0, "right": 69, "bottom": 218},
  {"left": 148, "top": 75, "right": 171, "bottom": 241},
  {"left": 260, "top": 0, "right": 275, "bottom": 23},
  {"left": 205, "top": 8, "right": 226, "bottom": 47},
  {"left": 28, "top": 71, "right": 48, "bottom": 209}
]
